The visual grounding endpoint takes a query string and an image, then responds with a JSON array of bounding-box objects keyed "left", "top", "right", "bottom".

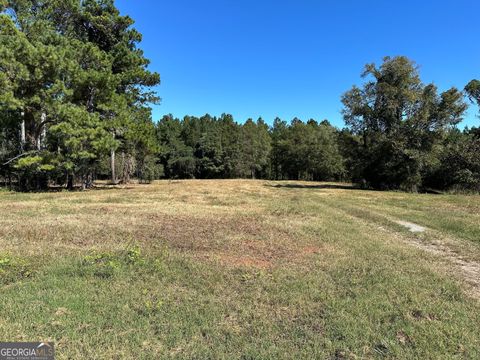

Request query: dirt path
[
  {"left": 395, "top": 220, "right": 426, "bottom": 233},
  {"left": 385, "top": 218, "right": 480, "bottom": 299},
  {"left": 402, "top": 231, "right": 480, "bottom": 299},
  {"left": 337, "top": 205, "right": 480, "bottom": 299}
]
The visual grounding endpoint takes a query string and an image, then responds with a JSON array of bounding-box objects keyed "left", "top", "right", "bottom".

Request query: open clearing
[{"left": 0, "top": 180, "right": 479, "bottom": 359}]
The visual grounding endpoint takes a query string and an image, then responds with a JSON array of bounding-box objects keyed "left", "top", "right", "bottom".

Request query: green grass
[{"left": 0, "top": 180, "right": 479, "bottom": 359}]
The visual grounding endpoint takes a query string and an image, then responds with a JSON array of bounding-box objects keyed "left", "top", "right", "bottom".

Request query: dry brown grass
[
  {"left": 1, "top": 180, "right": 479, "bottom": 274},
  {"left": 0, "top": 180, "right": 334, "bottom": 266}
]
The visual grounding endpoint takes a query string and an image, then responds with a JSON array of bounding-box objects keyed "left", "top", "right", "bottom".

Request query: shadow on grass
[
  {"left": 266, "top": 183, "right": 445, "bottom": 194},
  {"left": 0, "top": 183, "right": 138, "bottom": 193},
  {"left": 265, "top": 183, "right": 361, "bottom": 190}
]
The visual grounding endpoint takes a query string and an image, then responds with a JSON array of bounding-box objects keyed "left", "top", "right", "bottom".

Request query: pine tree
[{"left": 0, "top": 0, "right": 160, "bottom": 189}]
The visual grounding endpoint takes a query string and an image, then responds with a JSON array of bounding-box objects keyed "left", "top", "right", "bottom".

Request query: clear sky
[{"left": 116, "top": 0, "right": 479, "bottom": 128}]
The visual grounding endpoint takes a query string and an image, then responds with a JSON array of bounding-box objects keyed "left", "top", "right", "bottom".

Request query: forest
[{"left": 1, "top": 0, "right": 479, "bottom": 192}]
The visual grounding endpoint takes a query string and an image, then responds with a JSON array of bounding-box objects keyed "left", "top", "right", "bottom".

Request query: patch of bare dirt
[{"left": 395, "top": 220, "right": 426, "bottom": 233}]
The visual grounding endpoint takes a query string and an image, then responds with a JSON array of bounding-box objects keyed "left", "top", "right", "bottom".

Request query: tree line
[
  {"left": 154, "top": 114, "right": 343, "bottom": 182},
  {"left": 1, "top": 1, "right": 479, "bottom": 192}
]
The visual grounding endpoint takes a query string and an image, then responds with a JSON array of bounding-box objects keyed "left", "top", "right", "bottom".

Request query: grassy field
[{"left": 0, "top": 180, "right": 479, "bottom": 359}]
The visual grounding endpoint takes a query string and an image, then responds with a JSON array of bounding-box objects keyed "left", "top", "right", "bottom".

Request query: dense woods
[
  {"left": 1, "top": 1, "right": 479, "bottom": 192},
  {"left": 154, "top": 115, "right": 343, "bottom": 181}
]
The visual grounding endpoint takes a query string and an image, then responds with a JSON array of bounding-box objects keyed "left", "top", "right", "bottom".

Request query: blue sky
[{"left": 116, "top": 0, "right": 479, "bottom": 128}]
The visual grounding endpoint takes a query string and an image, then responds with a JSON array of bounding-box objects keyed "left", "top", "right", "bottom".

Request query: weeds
[
  {"left": 80, "top": 244, "right": 165, "bottom": 278},
  {"left": 0, "top": 254, "right": 32, "bottom": 284},
  {"left": 81, "top": 252, "right": 121, "bottom": 278}
]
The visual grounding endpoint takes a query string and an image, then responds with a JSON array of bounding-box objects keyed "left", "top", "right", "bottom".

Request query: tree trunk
[
  {"left": 36, "top": 112, "right": 47, "bottom": 150},
  {"left": 125, "top": 154, "right": 130, "bottom": 184},
  {"left": 84, "top": 172, "right": 93, "bottom": 189},
  {"left": 111, "top": 148, "right": 116, "bottom": 184},
  {"left": 110, "top": 130, "right": 117, "bottom": 184},
  {"left": 121, "top": 153, "right": 134, "bottom": 184},
  {"left": 20, "top": 111, "right": 26, "bottom": 152},
  {"left": 67, "top": 172, "right": 74, "bottom": 190},
  {"left": 121, "top": 151, "right": 125, "bottom": 183}
]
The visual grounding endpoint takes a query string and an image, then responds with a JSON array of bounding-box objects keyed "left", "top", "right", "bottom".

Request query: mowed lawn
[{"left": 0, "top": 180, "right": 479, "bottom": 359}]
